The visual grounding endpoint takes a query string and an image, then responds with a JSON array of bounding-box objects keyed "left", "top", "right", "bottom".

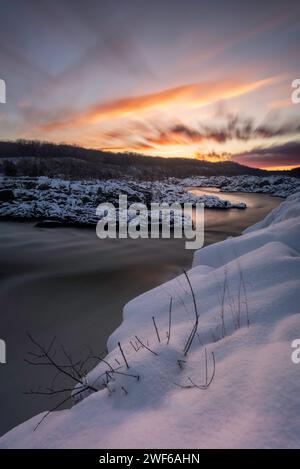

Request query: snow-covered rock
[
  {"left": 182, "top": 174, "right": 300, "bottom": 198},
  {"left": 2, "top": 173, "right": 298, "bottom": 226},
  {"left": 0, "top": 176, "right": 246, "bottom": 225},
  {"left": 1, "top": 192, "right": 299, "bottom": 449}
]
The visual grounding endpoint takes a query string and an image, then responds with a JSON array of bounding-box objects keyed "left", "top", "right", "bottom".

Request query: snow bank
[{"left": 1, "top": 193, "right": 300, "bottom": 449}]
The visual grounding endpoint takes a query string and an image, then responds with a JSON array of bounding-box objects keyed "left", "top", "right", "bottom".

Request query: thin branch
[
  {"left": 26, "top": 333, "right": 97, "bottom": 393},
  {"left": 111, "top": 370, "right": 140, "bottom": 381},
  {"left": 167, "top": 297, "right": 172, "bottom": 345},
  {"left": 174, "top": 351, "right": 215, "bottom": 391},
  {"left": 33, "top": 387, "right": 84, "bottom": 431},
  {"left": 92, "top": 355, "right": 114, "bottom": 372},
  {"left": 130, "top": 340, "right": 138, "bottom": 352},
  {"left": 183, "top": 269, "right": 198, "bottom": 321},
  {"left": 61, "top": 345, "right": 82, "bottom": 381},
  {"left": 118, "top": 342, "right": 129, "bottom": 369},
  {"left": 173, "top": 382, "right": 194, "bottom": 389},
  {"left": 24, "top": 388, "right": 77, "bottom": 396},
  {"left": 206, "top": 351, "right": 216, "bottom": 387},
  {"left": 182, "top": 270, "right": 199, "bottom": 356},
  {"left": 135, "top": 336, "right": 158, "bottom": 356},
  {"left": 152, "top": 316, "right": 161, "bottom": 343},
  {"left": 183, "top": 320, "right": 198, "bottom": 356}
]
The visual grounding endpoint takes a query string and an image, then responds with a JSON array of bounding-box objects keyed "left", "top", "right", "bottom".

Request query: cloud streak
[
  {"left": 96, "top": 113, "right": 300, "bottom": 152},
  {"left": 39, "top": 76, "right": 279, "bottom": 131}
]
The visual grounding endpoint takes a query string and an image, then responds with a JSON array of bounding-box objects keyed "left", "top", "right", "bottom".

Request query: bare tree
[{"left": 24, "top": 333, "right": 140, "bottom": 430}]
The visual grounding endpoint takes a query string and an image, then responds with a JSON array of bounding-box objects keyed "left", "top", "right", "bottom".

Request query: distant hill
[
  {"left": 289, "top": 167, "right": 300, "bottom": 178},
  {"left": 0, "top": 139, "right": 266, "bottom": 180},
  {"left": 269, "top": 167, "right": 300, "bottom": 179}
]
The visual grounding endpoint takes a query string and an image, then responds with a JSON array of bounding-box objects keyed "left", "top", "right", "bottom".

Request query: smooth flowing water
[{"left": 0, "top": 190, "right": 282, "bottom": 435}]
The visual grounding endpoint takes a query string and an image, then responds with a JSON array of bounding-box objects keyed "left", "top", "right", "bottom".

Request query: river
[{"left": 0, "top": 189, "right": 282, "bottom": 436}]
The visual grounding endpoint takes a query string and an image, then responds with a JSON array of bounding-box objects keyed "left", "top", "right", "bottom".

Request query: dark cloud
[
  {"left": 201, "top": 114, "right": 300, "bottom": 143},
  {"left": 93, "top": 113, "right": 300, "bottom": 157},
  {"left": 100, "top": 114, "right": 300, "bottom": 150},
  {"left": 141, "top": 114, "right": 300, "bottom": 148},
  {"left": 233, "top": 141, "right": 300, "bottom": 168},
  {"left": 170, "top": 124, "right": 204, "bottom": 142}
]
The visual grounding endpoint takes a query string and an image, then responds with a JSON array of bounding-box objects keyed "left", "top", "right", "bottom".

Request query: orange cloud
[
  {"left": 40, "top": 75, "right": 280, "bottom": 132},
  {"left": 41, "top": 83, "right": 193, "bottom": 131},
  {"left": 190, "top": 76, "right": 280, "bottom": 107}
]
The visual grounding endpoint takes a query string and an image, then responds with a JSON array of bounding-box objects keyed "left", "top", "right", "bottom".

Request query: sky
[{"left": 0, "top": 0, "right": 300, "bottom": 169}]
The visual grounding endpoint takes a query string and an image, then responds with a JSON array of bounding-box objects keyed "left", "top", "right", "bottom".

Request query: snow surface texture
[
  {"left": 2, "top": 174, "right": 299, "bottom": 226},
  {"left": 1, "top": 193, "right": 300, "bottom": 448}
]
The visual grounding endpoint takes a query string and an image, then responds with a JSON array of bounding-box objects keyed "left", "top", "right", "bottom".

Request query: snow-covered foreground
[{"left": 1, "top": 193, "right": 300, "bottom": 448}]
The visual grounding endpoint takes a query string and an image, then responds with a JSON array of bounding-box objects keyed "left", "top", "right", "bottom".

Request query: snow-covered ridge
[{"left": 1, "top": 192, "right": 299, "bottom": 449}]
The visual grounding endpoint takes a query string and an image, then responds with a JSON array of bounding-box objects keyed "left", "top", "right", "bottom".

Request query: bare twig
[
  {"left": 111, "top": 370, "right": 140, "bottom": 381},
  {"left": 118, "top": 342, "right": 129, "bottom": 369},
  {"left": 182, "top": 270, "right": 199, "bottom": 356},
  {"left": 152, "top": 316, "right": 161, "bottom": 343},
  {"left": 167, "top": 297, "right": 172, "bottom": 345},
  {"left": 183, "top": 270, "right": 198, "bottom": 321},
  {"left": 135, "top": 336, "right": 158, "bottom": 356},
  {"left": 184, "top": 320, "right": 200, "bottom": 356},
  {"left": 173, "top": 382, "right": 194, "bottom": 389},
  {"left": 33, "top": 387, "right": 84, "bottom": 431},
  {"left": 174, "top": 350, "right": 215, "bottom": 390},
  {"left": 26, "top": 333, "right": 97, "bottom": 393},
  {"left": 130, "top": 340, "right": 138, "bottom": 352},
  {"left": 24, "top": 387, "right": 78, "bottom": 397},
  {"left": 61, "top": 345, "right": 82, "bottom": 381}
]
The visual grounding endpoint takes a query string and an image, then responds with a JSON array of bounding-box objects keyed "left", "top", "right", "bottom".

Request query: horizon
[
  {"left": 0, "top": 0, "right": 300, "bottom": 170},
  {"left": 1, "top": 137, "right": 299, "bottom": 172},
  {"left": 0, "top": 139, "right": 300, "bottom": 172}
]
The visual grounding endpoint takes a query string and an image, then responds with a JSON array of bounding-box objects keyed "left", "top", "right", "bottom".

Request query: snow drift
[{"left": 1, "top": 193, "right": 300, "bottom": 449}]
